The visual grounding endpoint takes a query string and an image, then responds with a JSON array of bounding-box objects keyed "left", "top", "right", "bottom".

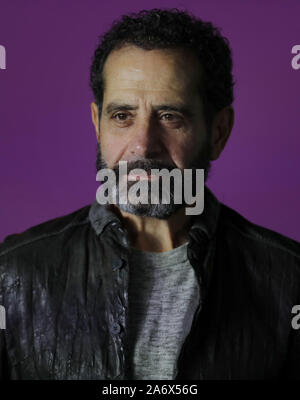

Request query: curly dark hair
[{"left": 90, "top": 8, "right": 235, "bottom": 131}]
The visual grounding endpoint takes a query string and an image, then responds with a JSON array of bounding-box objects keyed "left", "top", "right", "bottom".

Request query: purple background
[{"left": 0, "top": 0, "right": 299, "bottom": 242}]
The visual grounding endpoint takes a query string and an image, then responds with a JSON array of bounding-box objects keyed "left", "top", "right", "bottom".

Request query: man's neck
[{"left": 111, "top": 205, "right": 192, "bottom": 253}]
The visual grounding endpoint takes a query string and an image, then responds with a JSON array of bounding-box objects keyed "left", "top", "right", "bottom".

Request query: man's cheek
[
  {"left": 172, "top": 147, "right": 195, "bottom": 169},
  {"left": 102, "top": 143, "right": 125, "bottom": 168}
]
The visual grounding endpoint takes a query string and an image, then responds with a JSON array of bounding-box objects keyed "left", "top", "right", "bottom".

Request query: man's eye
[
  {"left": 161, "top": 113, "right": 175, "bottom": 121},
  {"left": 161, "top": 113, "right": 183, "bottom": 122},
  {"left": 113, "top": 113, "right": 129, "bottom": 121}
]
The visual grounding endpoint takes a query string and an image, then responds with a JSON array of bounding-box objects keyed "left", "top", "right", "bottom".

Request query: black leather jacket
[{"left": 1, "top": 186, "right": 300, "bottom": 380}]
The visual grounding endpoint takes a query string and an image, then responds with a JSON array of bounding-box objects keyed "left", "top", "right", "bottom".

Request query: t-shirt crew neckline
[{"left": 128, "top": 241, "right": 189, "bottom": 268}]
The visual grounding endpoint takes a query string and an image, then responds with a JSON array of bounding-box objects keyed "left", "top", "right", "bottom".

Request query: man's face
[{"left": 94, "top": 45, "right": 212, "bottom": 218}]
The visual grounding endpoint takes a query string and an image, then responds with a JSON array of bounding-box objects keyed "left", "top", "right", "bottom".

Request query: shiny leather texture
[{"left": 1, "top": 186, "right": 300, "bottom": 380}]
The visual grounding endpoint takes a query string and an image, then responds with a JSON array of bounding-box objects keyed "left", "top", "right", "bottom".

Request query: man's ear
[
  {"left": 210, "top": 106, "right": 234, "bottom": 161},
  {"left": 91, "top": 102, "right": 100, "bottom": 143}
]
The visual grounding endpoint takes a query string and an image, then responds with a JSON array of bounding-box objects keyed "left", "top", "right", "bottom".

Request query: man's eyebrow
[
  {"left": 104, "top": 102, "right": 194, "bottom": 117},
  {"left": 105, "top": 103, "right": 138, "bottom": 115},
  {"left": 153, "top": 104, "right": 194, "bottom": 117}
]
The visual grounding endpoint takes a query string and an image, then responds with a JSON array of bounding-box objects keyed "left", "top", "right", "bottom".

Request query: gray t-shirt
[{"left": 126, "top": 241, "right": 200, "bottom": 380}]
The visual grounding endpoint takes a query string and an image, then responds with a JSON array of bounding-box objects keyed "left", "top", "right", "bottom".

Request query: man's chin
[{"left": 116, "top": 202, "right": 184, "bottom": 219}]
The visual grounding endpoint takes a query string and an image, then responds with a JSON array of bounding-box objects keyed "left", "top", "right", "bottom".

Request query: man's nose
[{"left": 127, "top": 117, "right": 164, "bottom": 159}]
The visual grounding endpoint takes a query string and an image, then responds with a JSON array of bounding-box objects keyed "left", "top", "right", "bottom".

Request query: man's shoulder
[
  {"left": 219, "top": 203, "right": 300, "bottom": 259},
  {"left": 0, "top": 204, "right": 92, "bottom": 258}
]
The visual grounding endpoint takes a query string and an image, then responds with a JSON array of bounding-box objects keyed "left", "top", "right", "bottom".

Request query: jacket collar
[
  {"left": 88, "top": 184, "right": 220, "bottom": 240},
  {"left": 189, "top": 185, "right": 220, "bottom": 240}
]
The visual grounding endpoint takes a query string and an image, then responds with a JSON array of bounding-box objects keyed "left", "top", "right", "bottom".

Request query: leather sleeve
[
  {"left": 0, "top": 330, "right": 10, "bottom": 380},
  {"left": 0, "top": 258, "right": 10, "bottom": 380}
]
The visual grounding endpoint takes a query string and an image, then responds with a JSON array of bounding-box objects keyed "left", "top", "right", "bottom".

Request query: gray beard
[{"left": 95, "top": 143, "right": 212, "bottom": 219}]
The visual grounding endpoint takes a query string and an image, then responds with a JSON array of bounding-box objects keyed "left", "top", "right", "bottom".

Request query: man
[{"left": 0, "top": 8, "right": 300, "bottom": 380}]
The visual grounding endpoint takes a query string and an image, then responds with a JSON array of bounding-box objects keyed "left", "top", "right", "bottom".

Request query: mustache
[
  {"left": 111, "top": 159, "right": 178, "bottom": 176},
  {"left": 96, "top": 144, "right": 212, "bottom": 183}
]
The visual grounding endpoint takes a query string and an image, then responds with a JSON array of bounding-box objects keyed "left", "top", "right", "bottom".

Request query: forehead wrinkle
[
  {"left": 104, "top": 63, "right": 191, "bottom": 93},
  {"left": 106, "top": 75, "right": 186, "bottom": 92},
  {"left": 104, "top": 78, "right": 191, "bottom": 104}
]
